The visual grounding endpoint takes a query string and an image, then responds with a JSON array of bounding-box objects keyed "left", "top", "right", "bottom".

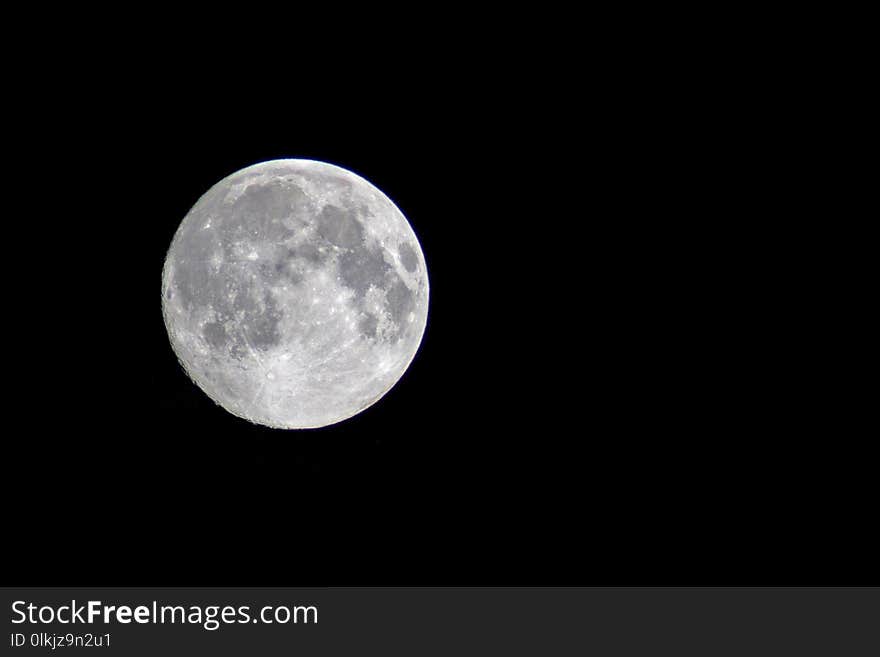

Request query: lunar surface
[{"left": 161, "top": 159, "right": 429, "bottom": 428}]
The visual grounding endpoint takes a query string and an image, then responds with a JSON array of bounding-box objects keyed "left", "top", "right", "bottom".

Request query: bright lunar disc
[{"left": 161, "top": 159, "right": 429, "bottom": 429}]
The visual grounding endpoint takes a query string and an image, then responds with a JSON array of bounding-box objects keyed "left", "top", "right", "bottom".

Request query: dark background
[{"left": 2, "top": 29, "right": 871, "bottom": 586}]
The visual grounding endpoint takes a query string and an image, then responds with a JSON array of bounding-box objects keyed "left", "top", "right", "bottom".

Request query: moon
[{"left": 161, "top": 159, "right": 429, "bottom": 429}]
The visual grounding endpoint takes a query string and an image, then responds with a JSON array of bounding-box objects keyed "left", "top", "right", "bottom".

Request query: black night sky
[{"left": 3, "top": 33, "right": 870, "bottom": 588}]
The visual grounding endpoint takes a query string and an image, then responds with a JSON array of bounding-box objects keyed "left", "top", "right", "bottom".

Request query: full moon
[{"left": 161, "top": 159, "right": 429, "bottom": 429}]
